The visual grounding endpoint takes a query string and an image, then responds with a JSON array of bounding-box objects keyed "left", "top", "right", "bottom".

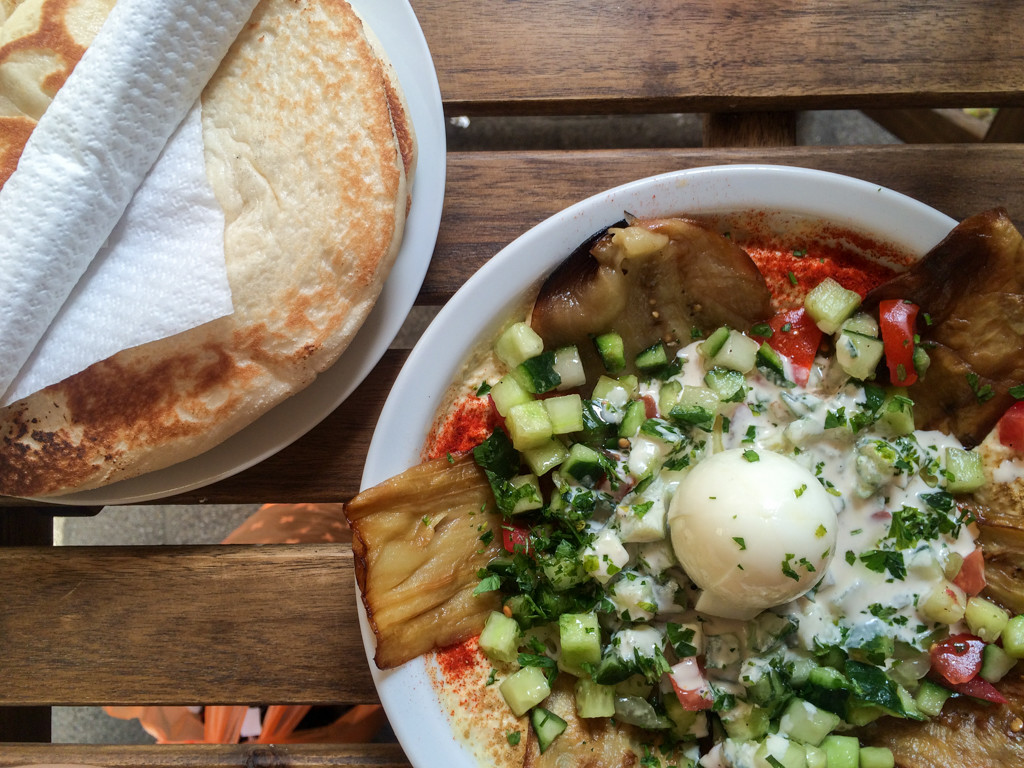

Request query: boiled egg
[{"left": 667, "top": 448, "right": 837, "bottom": 620}]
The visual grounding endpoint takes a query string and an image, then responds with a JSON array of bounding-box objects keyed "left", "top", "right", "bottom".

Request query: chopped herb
[
  {"left": 860, "top": 549, "right": 906, "bottom": 580},
  {"left": 966, "top": 372, "right": 995, "bottom": 403},
  {"left": 691, "top": 327, "right": 704, "bottom": 340},
  {"left": 518, "top": 652, "right": 558, "bottom": 685},
  {"left": 733, "top": 536, "right": 747, "bottom": 550},
  {"left": 476, "top": 381, "right": 492, "bottom": 397},
  {"left": 815, "top": 523, "right": 826, "bottom": 537},
  {"left": 793, "top": 248, "right": 807, "bottom": 258},
  {"left": 422, "top": 516, "right": 431, "bottom": 526},
  {"left": 743, "top": 425, "right": 757, "bottom": 443},
  {"left": 666, "top": 623, "right": 698, "bottom": 657},
  {"left": 845, "top": 550, "right": 857, "bottom": 565},
  {"left": 486, "top": 668, "right": 498, "bottom": 685},
  {"left": 506, "top": 730, "right": 521, "bottom": 746},
  {"left": 781, "top": 553, "right": 800, "bottom": 581},
  {"left": 479, "top": 528, "right": 495, "bottom": 546},
  {"left": 869, "top": 603, "right": 898, "bottom": 621},
  {"left": 473, "top": 574, "right": 502, "bottom": 595},
  {"left": 923, "top": 312, "right": 933, "bottom": 326},
  {"left": 447, "top": 452, "right": 456, "bottom": 464},
  {"left": 798, "top": 556, "right": 816, "bottom": 573},
  {"left": 1011, "top": 384, "right": 1024, "bottom": 399},
  {"left": 632, "top": 501, "right": 654, "bottom": 519},
  {"left": 751, "top": 323, "right": 773, "bottom": 337},
  {"left": 824, "top": 406, "right": 847, "bottom": 429},
  {"left": 743, "top": 449, "right": 760, "bottom": 462},
  {"left": 788, "top": 271, "right": 798, "bottom": 286},
  {"left": 798, "top": 485, "right": 809, "bottom": 499},
  {"left": 781, "top": 322, "right": 793, "bottom": 333}
]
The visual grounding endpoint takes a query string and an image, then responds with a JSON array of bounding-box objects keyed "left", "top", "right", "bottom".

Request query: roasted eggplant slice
[
  {"left": 858, "top": 671, "right": 1024, "bottom": 768},
  {"left": 347, "top": 454, "right": 504, "bottom": 669},
  {"left": 863, "top": 208, "right": 1024, "bottom": 447},
  {"left": 531, "top": 217, "right": 773, "bottom": 378}
]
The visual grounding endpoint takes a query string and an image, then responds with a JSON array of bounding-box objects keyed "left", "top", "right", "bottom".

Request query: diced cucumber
[
  {"left": 1002, "top": 615, "right": 1024, "bottom": 658},
  {"left": 506, "top": 400, "right": 554, "bottom": 450},
  {"left": 505, "top": 594, "right": 545, "bottom": 629},
  {"left": 721, "top": 702, "right": 770, "bottom": 740},
  {"left": 500, "top": 665, "right": 551, "bottom": 717},
  {"left": 754, "top": 735, "right": 808, "bottom": 768},
  {"left": 912, "top": 345, "right": 931, "bottom": 379},
  {"left": 495, "top": 322, "right": 544, "bottom": 368},
  {"left": 807, "top": 665, "right": 846, "bottom": 690},
  {"left": 965, "top": 596, "right": 1010, "bottom": 642},
  {"left": 541, "top": 550, "right": 587, "bottom": 592},
  {"left": 559, "top": 612, "right": 602, "bottom": 667},
  {"left": 592, "top": 375, "right": 629, "bottom": 404},
  {"left": 636, "top": 341, "right": 670, "bottom": 372},
  {"left": 530, "top": 706, "right": 567, "bottom": 753},
  {"left": 659, "top": 379, "right": 682, "bottom": 416},
  {"left": 779, "top": 698, "right": 841, "bottom": 746},
  {"left": 594, "top": 332, "right": 626, "bottom": 373},
  {"left": 805, "top": 744, "right": 826, "bottom": 768},
  {"left": 514, "top": 351, "right": 562, "bottom": 394},
  {"left": 835, "top": 329, "right": 883, "bottom": 381},
  {"left": 876, "top": 388, "right": 915, "bottom": 436},
  {"left": 553, "top": 345, "right": 587, "bottom": 390},
  {"left": 859, "top": 746, "right": 895, "bottom": 768},
  {"left": 479, "top": 611, "right": 521, "bottom": 663},
  {"left": 669, "top": 385, "right": 720, "bottom": 431},
  {"left": 508, "top": 474, "right": 544, "bottom": 514},
  {"left": 804, "top": 277, "right": 862, "bottom": 334},
  {"left": 663, "top": 692, "right": 701, "bottom": 739},
  {"left": 914, "top": 678, "right": 952, "bottom": 717},
  {"left": 705, "top": 366, "right": 748, "bottom": 402},
  {"left": 562, "top": 443, "right": 604, "bottom": 486},
  {"left": 821, "top": 734, "right": 860, "bottom": 768},
  {"left": 945, "top": 447, "right": 985, "bottom": 493},
  {"left": 574, "top": 677, "right": 615, "bottom": 718},
  {"left": 920, "top": 579, "right": 967, "bottom": 624},
  {"left": 757, "top": 342, "right": 790, "bottom": 383},
  {"left": 700, "top": 326, "right": 731, "bottom": 359},
  {"left": 980, "top": 642, "right": 1018, "bottom": 683},
  {"left": 707, "top": 329, "right": 760, "bottom": 374},
  {"left": 544, "top": 394, "right": 584, "bottom": 434},
  {"left": 618, "top": 399, "right": 647, "bottom": 438},
  {"left": 490, "top": 375, "right": 533, "bottom": 417},
  {"left": 840, "top": 312, "right": 879, "bottom": 337},
  {"left": 844, "top": 703, "right": 885, "bottom": 726},
  {"left": 523, "top": 438, "right": 569, "bottom": 476}
]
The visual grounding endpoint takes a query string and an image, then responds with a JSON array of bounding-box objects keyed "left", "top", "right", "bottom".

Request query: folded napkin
[{"left": 0, "top": 0, "right": 261, "bottom": 406}]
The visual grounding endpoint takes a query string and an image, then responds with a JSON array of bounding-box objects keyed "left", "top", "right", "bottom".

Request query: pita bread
[{"left": 0, "top": 0, "right": 414, "bottom": 497}]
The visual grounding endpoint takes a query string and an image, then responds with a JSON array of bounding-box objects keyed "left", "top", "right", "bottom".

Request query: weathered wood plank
[
  {"left": 0, "top": 545, "right": 377, "bottom": 705},
  {"left": 413, "top": 0, "right": 1024, "bottom": 114},
  {"left": 0, "top": 744, "right": 410, "bottom": 768}
]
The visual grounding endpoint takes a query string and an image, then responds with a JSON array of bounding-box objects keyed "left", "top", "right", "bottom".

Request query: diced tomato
[
  {"left": 997, "top": 401, "right": 1024, "bottom": 452},
  {"left": 947, "top": 676, "right": 1009, "bottom": 705},
  {"left": 501, "top": 523, "right": 532, "bottom": 556},
  {"left": 758, "top": 308, "right": 823, "bottom": 387},
  {"left": 667, "top": 657, "right": 714, "bottom": 711},
  {"left": 930, "top": 633, "right": 985, "bottom": 685},
  {"left": 953, "top": 548, "right": 987, "bottom": 596},
  {"left": 879, "top": 299, "right": 919, "bottom": 386}
]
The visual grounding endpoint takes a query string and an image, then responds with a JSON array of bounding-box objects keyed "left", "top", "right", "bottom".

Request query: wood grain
[
  {"left": 412, "top": 0, "right": 1024, "bottom": 114},
  {"left": 0, "top": 545, "right": 377, "bottom": 705},
  {"left": 0, "top": 744, "right": 410, "bottom": 768}
]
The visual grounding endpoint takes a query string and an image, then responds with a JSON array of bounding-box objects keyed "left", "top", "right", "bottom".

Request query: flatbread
[{"left": 0, "top": 0, "right": 414, "bottom": 497}]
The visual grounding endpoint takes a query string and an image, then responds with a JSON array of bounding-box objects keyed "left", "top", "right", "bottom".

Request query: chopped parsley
[
  {"left": 966, "top": 371, "right": 995, "bottom": 403},
  {"left": 506, "top": 730, "right": 521, "bottom": 746},
  {"left": 733, "top": 536, "right": 747, "bottom": 550},
  {"left": 476, "top": 381, "right": 492, "bottom": 397},
  {"left": 742, "top": 449, "right": 760, "bottom": 462}
]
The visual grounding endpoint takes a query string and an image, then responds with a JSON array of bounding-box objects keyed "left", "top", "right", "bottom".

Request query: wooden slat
[
  {"left": 986, "top": 107, "right": 1024, "bottom": 142},
  {"left": 6, "top": 144, "right": 1009, "bottom": 507},
  {"left": 0, "top": 545, "right": 376, "bottom": 706},
  {"left": 0, "top": 744, "right": 410, "bottom": 768},
  {"left": 414, "top": 0, "right": 1024, "bottom": 114},
  {"left": 861, "top": 108, "right": 989, "bottom": 143}
]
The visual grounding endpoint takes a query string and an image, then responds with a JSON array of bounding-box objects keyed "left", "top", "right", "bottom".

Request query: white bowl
[{"left": 359, "top": 164, "right": 957, "bottom": 768}]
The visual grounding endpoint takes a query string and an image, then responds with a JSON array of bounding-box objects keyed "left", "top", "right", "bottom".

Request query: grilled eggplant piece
[
  {"left": 863, "top": 208, "right": 1024, "bottom": 447},
  {"left": 347, "top": 454, "right": 504, "bottom": 669},
  {"left": 531, "top": 217, "right": 772, "bottom": 379},
  {"left": 858, "top": 671, "right": 1024, "bottom": 768}
]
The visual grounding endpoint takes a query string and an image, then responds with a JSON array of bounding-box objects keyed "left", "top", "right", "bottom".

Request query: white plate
[
  {"left": 359, "top": 165, "right": 957, "bottom": 768},
  {"left": 55, "top": 0, "right": 445, "bottom": 505}
]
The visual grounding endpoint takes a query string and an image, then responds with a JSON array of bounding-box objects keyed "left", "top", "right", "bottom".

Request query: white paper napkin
[{"left": 0, "top": 0, "right": 261, "bottom": 406}]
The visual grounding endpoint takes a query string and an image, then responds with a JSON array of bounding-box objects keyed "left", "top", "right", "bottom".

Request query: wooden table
[{"left": 2, "top": 0, "right": 1023, "bottom": 764}]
